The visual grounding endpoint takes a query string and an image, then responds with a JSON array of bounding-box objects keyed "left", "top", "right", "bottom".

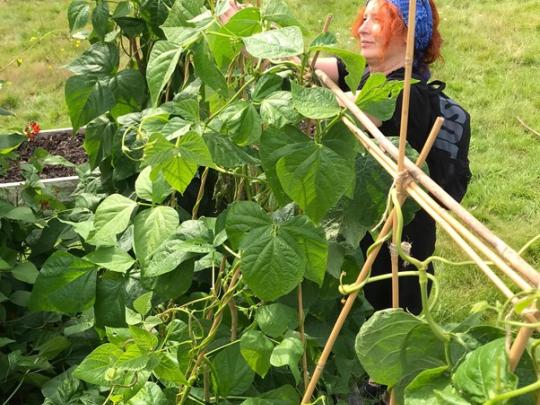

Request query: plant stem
[
  {"left": 484, "top": 379, "right": 540, "bottom": 405},
  {"left": 192, "top": 167, "right": 209, "bottom": 219},
  {"left": 298, "top": 283, "right": 309, "bottom": 390}
]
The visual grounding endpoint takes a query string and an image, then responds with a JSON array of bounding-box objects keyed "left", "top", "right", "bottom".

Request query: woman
[{"left": 222, "top": 0, "right": 445, "bottom": 314}]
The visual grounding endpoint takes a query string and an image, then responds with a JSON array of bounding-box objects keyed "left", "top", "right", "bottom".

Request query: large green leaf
[
  {"left": 240, "top": 226, "right": 304, "bottom": 301},
  {"left": 143, "top": 239, "right": 202, "bottom": 277},
  {"left": 141, "top": 259, "right": 194, "bottom": 300},
  {"left": 212, "top": 345, "right": 254, "bottom": 397},
  {"left": 404, "top": 367, "right": 452, "bottom": 405},
  {"left": 240, "top": 330, "right": 274, "bottom": 378},
  {"left": 255, "top": 303, "right": 298, "bottom": 338},
  {"left": 110, "top": 69, "right": 147, "bottom": 114},
  {"left": 65, "top": 74, "right": 116, "bottom": 132},
  {"left": 221, "top": 7, "right": 261, "bottom": 36},
  {"left": 94, "top": 273, "right": 127, "bottom": 327},
  {"left": 243, "top": 26, "right": 304, "bottom": 59},
  {"left": 260, "top": 91, "right": 301, "bottom": 128},
  {"left": 153, "top": 352, "right": 188, "bottom": 385},
  {"left": 146, "top": 40, "right": 183, "bottom": 107},
  {"left": 135, "top": 166, "right": 172, "bottom": 204},
  {"left": 84, "top": 115, "right": 116, "bottom": 169},
  {"left": 259, "top": 126, "right": 307, "bottom": 205},
  {"left": 133, "top": 206, "right": 179, "bottom": 265},
  {"left": 84, "top": 246, "right": 135, "bottom": 273},
  {"left": 270, "top": 334, "right": 304, "bottom": 384},
  {"left": 0, "top": 133, "right": 25, "bottom": 154},
  {"left": 291, "top": 82, "right": 341, "bottom": 119},
  {"left": 74, "top": 343, "right": 123, "bottom": 386},
  {"left": 126, "top": 382, "right": 169, "bottom": 405},
  {"left": 310, "top": 46, "right": 366, "bottom": 93},
  {"left": 68, "top": 0, "right": 90, "bottom": 34},
  {"left": 203, "top": 132, "right": 259, "bottom": 168},
  {"left": 281, "top": 216, "right": 328, "bottom": 286},
  {"left": 241, "top": 385, "right": 300, "bottom": 405},
  {"left": 89, "top": 194, "right": 137, "bottom": 246},
  {"left": 92, "top": 0, "right": 110, "bottom": 40},
  {"left": 29, "top": 251, "right": 97, "bottom": 313},
  {"left": 355, "top": 73, "right": 404, "bottom": 121},
  {"left": 276, "top": 141, "right": 354, "bottom": 223},
  {"left": 225, "top": 201, "right": 272, "bottom": 249},
  {"left": 67, "top": 42, "right": 119, "bottom": 75},
  {"left": 143, "top": 132, "right": 212, "bottom": 194},
  {"left": 261, "top": 0, "right": 299, "bottom": 27},
  {"left": 192, "top": 39, "right": 228, "bottom": 97},
  {"left": 355, "top": 309, "right": 427, "bottom": 387},
  {"left": 452, "top": 338, "right": 518, "bottom": 403}
]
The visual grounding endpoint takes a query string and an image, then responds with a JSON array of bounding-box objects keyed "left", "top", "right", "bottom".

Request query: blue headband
[{"left": 387, "top": 0, "right": 433, "bottom": 50}]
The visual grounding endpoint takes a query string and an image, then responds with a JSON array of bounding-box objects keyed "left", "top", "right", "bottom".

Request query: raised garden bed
[{"left": 0, "top": 128, "right": 85, "bottom": 204}]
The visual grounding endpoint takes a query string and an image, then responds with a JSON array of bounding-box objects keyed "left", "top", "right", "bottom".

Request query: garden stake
[
  {"left": 342, "top": 116, "right": 518, "bottom": 300},
  {"left": 300, "top": 116, "right": 442, "bottom": 404},
  {"left": 509, "top": 325, "right": 534, "bottom": 372},
  {"left": 310, "top": 15, "right": 334, "bottom": 73},
  {"left": 316, "top": 68, "right": 540, "bottom": 286}
]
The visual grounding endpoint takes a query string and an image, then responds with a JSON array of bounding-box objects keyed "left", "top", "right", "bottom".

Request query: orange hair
[{"left": 351, "top": 0, "right": 442, "bottom": 66}]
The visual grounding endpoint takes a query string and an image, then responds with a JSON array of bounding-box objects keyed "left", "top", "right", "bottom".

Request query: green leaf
[
  {"left": 291, "top": 82, "right": 340, "bottom": 119},
  {"left": 89, "top": 194, "right": 137, "bottom": 246},
  {"left": 270, "top": 334, "right": 304, "bottom": 384},
  {"left": 240, "top": 330, "right": 274, "bottom": 378},
  {"left": 212, "top": 345, "right": 254, "bottom": 397},
  {"left": 74, "top": 343, "right": 123, "bottom": 386},
  {"left": 154, "top": 352, "right": 188, "bottom": 385},
  {"left": 129, "top": 325, "right": 158, "bottom": 351},
  {"left": 65, "top": 74, "right": 116, "bottom": 133},
  {"left": 95, "top": 274, "right": 127, "bottom": 327},
  {"left": 29, "top": 251, "right": 97, "bottom": 313},
  {"left": 222, "top": 7, "right": 261, "bottom": 37},
  {"left": 0, "top": 133, "right": 25, "bottom": 154},
  {"left": 133, "top": 206, "right": 179, "bottom": 264},
  {"left": 281, "top": 215, "right": 328, "bottom": 286},
  {"left": 143, "top": 132, "right": 212, "bottom": 194},
  {"left": 259, "top": 125, "right": 307, "bottom": 205},
  {"left": 355, "top": 73, "right": 404, "bottom": 121},
  {"left": 255, "top": 303, "right": 298, "bottom": 338},
  {"left": 11, "top": 262, "right": 39, "bottom": 284},
  {"left": 135, "top": 166, "right": 172, "bottom": 204},
  {"left": 355, "top": 309, "right": 426, "bottom": 386},
  {"left": 251, "top": 73, "right": 284, "bottom": 102},
  {"left": 126, "top": 382, "right": 169, "bottom": 405},
  {"left": 225, "top": 201, "right": 272, "bottom": 249},
  {"left": 37, "top": 335, "right": 71, "bottom": 360},
  {"left": 142, "top": 259, "right": 194, "bottom": 300},
  {"left": 452, "top": 338, "right": 518, "bottom": 403},
  {"left": 110, "top": 69, "right": 147, "bottom": 114},
  {"left": 240, "top": 226, "right": 304, "bottom": 301},
  {"left": 84, "top": 246, "right": 135, "bottom": 273},
  {"left": 68, "top": 0, "right": 90, "bottom": 33},
  {"left": 114, "top": 17, "right": 147, "bottom": 38},
  {"left": 133, "top": 292, "right": 153, "bottom": 317},
  {"left": 260, "top": 91, "right": 301, "bottom": 128},
  {"left": 92, "top": 0, "right": 110, "bottom": 40},
  {"left": 404, "top": 366, "right": 452, "bottom": 405},
  {"left": 84, "top": 115, "right": 116, "bottom": 169},
  {"left": 0, "top": 338, "right": 15, "bottom": 348},
  {"left": 243, "top": 26, "right": 304, "bottom": 59},
  {"left": 310, "top": 46, "right": 366, "bottom": 93},
  {"left": 192, "top": 39, "right": 228, "bottom": 97},
  {"left": 276, "top": 141, "right": 354, "bottom": 223},
  {"left": 67, "top": 42, "right": 119, "bottom": 75},
  {"left": 3, "top": 206, "right": 37, "bottom": 222},
  {"left": 261, "top": 0, "right": 299, "bottom": 27},
  {"left": 143, "top": 239, "right": 200, "bottom": 277},
  {"left": 203, "top": 132, "right": 259, "bottom": 168},
  {"left": 146, "top": 40, "right": 183, "bottom": 107}
]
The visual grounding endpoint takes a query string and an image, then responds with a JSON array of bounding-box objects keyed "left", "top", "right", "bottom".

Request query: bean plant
[{"left": 0, "top": 0, "right": 538, "bottom": 404}]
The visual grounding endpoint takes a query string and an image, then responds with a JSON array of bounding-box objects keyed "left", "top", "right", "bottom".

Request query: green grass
[{"left": 0, "top": 0, "right": 538, "bottom": 322}]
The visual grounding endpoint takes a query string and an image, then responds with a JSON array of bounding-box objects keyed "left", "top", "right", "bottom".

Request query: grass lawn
[{"left": 0, "top": 0, "right": 538, "bottom": 322}]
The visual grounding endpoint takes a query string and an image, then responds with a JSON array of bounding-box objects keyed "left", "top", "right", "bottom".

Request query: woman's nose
[{"left": 359, "top": 19, "right": 370, "bottom": 35}]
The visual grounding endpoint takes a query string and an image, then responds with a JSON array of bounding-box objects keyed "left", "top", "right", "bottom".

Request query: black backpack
[{"left": 426, "top": 80, "right": 472, "bottom": 203}]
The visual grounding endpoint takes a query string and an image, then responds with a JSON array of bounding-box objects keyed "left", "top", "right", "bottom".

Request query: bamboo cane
[
  {"left": 300, "top": 117, "right": 441, "bottom": 404},
  {"left": 315, "top": 69, "right": 540, "bottom": 286},
  {"left": 509, "top": 326, "right": 534, "bottom": 371},
  {"left": 310, "top": 15, "right": 334, "bottom": 72}
]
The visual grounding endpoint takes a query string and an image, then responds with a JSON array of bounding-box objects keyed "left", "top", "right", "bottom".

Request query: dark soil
[{"left": 0, "top": 130, "right": 87, "bottom": 183}]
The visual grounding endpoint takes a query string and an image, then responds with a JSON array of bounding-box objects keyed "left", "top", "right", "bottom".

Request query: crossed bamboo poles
[{"left": 300, "top": 8, "right": 539, "bottom": 405}]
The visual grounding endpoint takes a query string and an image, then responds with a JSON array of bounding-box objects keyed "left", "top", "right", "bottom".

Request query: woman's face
[{"left": 357, "top": 0, "right": 405, "bottom": 64}]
